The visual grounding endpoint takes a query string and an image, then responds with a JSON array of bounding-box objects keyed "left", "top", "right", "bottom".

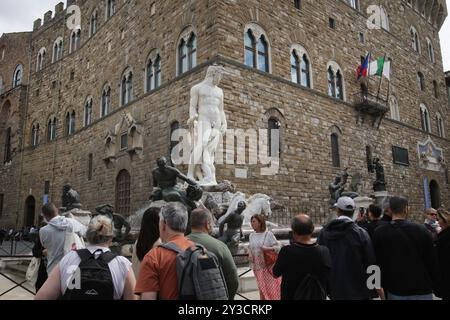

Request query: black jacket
[
  {"left": 273, "top": 242, "right": 331, "bottom": 300},
  {"left": 436, "top": 228, "right": 450, "bottom": 300},
  {"left": 318, "top": 218, "right": 376, "bottom": 300},
  {"left": 373, "top": 220, "right": 440, "bottom": 296},
  {"left": 360, "top": 220, "right": 388, "bottom": 240}
]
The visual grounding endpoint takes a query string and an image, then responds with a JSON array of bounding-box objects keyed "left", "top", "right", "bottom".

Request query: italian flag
[{"left": 369, "top": 56, "right": 391, "bottom": 80}]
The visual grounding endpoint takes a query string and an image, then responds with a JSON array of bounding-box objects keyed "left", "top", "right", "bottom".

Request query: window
[
  {"left": 291, "top": 48, "right": 311, "bottom": 88},
  {"left": 101, "top": 85, "right": 111, "bottom": 117},
  {"left": 47, "top": 117, "right": 57, "bottom": 142},
  {"left": 121, "top": 71, "right": 133, "bottom": 106},
  {"left": 389, "top": 96, "right": 400, "bottom": 121},
  {"left": 392, "top": 146, "right": 409, "bottom": 166},
  {"left": 107, "top": 0, "right": 116, "bottom": 19},
  {"left": 84, "top": 99, "right": 93, "bottom": 127},
  {"left": 417, "top": 72, "right": 425, "bottom": 91},
  {"left": 268, "top": 118, "right": 281, "bottom": 157},
  {"left": 349, "top": 0, "right": 359, "bottom": 10},
  {"left": 115, "top": 169, "right": 131, "bottom": 215},
  {"left": 329, "top": 17, "right": 335, "bottom": 29},
  {"left": 359, "top": 32, "right": 365, "bottom": 43},
  {"left": 146, "top": 54, "right": 161, "bottom": 92},
  {"left": 31, "top": 124, "right": 39, "bottom": 147},
  {"left": 294, "top": 0, "right": 301, "bottom": 9},
  {"left": 0, "top": 193, "right": 3, "bottom": 217},
  {"left": 327, "top": 65, "right": 344, "bottom": 100},
  {"left": 52, "top": 38, "right": 63, "bottom": 62},
  {"left": 331, "top": 133, "right": 340, "bottom": 167},
  {"left": 436, "top": 113, "right": 445, "bottom": 138},
  {"left": 433, "top": 80, "right": 439, "bottom": 98},
  {"left": 88, "top": 153, "right": 93, "bottom": 181},
  {"left": 427, "top": 39, "right": 435, "bottom": 63},
  {"left": 420, "top": 104, "right": 431, "bottom": 133},
  {"left": 90, "top": 10, "right": 98, "bottom": 37},
  {"left": 411, "top": 27, "right": 420, "bottom": 53},
  {"left": 244, "top": 27, "right": 270, "bottom": 72},
  {"left": 36, "top": 48, "right": 46, "bottom": 71},
  {"left": 66, "top": 111, "right": 75, "bottom": 136},
  {"left": 13, "top": 64, "right": 23, "bottom": 87},
  {"left": 4, "top": 127, "right": 11, "bottom": 163},
  {"left": 70, "top": 29, "right": 81, "bottom": 53},
  {"left": 120, "top": 133, "right": 128, "bottom": 150},
  {"left": 178, "top": 33, "right": 197, "bottom": 75},
  {"left": 170, "top": 121, "right": 180, "bottom": 163}
]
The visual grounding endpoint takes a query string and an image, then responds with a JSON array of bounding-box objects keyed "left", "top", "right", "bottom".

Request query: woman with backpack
[
  {"left": 131, "top": 207, "right": 161, "bottom": 279},
  {"left": 248, "top": 214, "right": 282, "bottom": 300},
  {"left": 35, "top": 215, "right": 136, "bottom": 300}
]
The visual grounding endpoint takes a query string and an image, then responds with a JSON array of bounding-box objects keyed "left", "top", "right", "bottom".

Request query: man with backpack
[{"left": 273, "top": 214, "right": 331, "bottom": 300}]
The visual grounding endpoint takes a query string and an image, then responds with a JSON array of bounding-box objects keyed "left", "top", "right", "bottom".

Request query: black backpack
[
  {"left": 294, "top": 274, "right": 327, "bottom": 300},
  {"left": 63, "top": 249, "right": 116, "bottom": 300}
]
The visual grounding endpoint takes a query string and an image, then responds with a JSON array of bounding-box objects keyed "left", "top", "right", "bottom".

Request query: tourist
[
  {"left": 35, "top": 215, "right": 136, "bottom": 300},
  {"left": 31, "top": 222, "right": 48, "bottom": 292},
  {"left": 39, "top": 203, "right": 87, "bottom": 274},
  {"left": 360, "top": 204, "right": 386, "bottom": 240},
  {"left": 187, "top": 207, "right": 239, "bottom": 300},
  {"left": 0, "top": 227, "right": 5, "bottom": 245},
  {"left": 318, "top": 197, "right": 383, "bottom": 300},
  {"left": 131, "top": 207, "right": 161, "bottom": 279},
  {"left": 135, "top": 202, "right": 194, "bottom": 300},
  {"left": 424, "top": 208, "right": 440, "bottom": 242},
  {"left": 248, "top": 214, "right": 282, "bottom": 300},
  {"left": 373, "top": 196, "right": 440, "bottom": 300},
  {"left": 273, "top": 214, "right": 331, "bottom": 300},
  {"left": 435, "top": 209, "right": 450, "bottom": 300},
  {"left": 380, "top": 196, "right": 392, "bottom": 222}
]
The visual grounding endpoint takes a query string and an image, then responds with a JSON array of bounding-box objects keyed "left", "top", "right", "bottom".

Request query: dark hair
[
  {"left": 251, "top": 214, "right": 266, "bottom": 232},
  {"left": 41, "top": 203, "right": 57, "bottom": 218},
  {"left": 389, "top": 196, "right": 409, "bottom": 215},
  {"left": 291, "top": 214, "right": 314, "bottom": 236},
  {"left": 190, "top": 208, "right": 212, "bottom": 229},
  {"left": 136, "top": 207, "right": 160, "bottom": 261},
  {"left": 368, "top": 204, "right": 382, "bottom": 218}
]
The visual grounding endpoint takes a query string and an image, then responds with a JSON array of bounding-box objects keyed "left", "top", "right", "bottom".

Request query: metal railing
[{"left": 0, "top": 239, "right": 34, "bottom": 257}]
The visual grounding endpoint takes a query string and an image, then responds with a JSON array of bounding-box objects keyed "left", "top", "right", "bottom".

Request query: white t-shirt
[
  {"left": 249, "top": 231, "right": 279, "bottom": 257},
  {"left": 59, "top": 246, "right": 132, "bottom": 300}
]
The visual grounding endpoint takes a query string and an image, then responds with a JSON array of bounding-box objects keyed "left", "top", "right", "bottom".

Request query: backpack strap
[
  {"left": 100, "top": 251, "right": 117, "bottom": 264},
  {"left": 76, "top": 249, "right": 94, "bottom": 262},
  {"left": 159, "top": 242, "right": 184, "bottom": 254}
]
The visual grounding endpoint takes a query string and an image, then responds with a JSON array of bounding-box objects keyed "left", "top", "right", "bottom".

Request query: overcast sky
[{"left": 1, "top": 0, "right": 450, "bottom": 71}]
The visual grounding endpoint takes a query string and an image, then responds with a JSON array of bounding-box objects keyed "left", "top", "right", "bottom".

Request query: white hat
[{"left": 334, "top": 197, "right": 356, "bottom": 211}]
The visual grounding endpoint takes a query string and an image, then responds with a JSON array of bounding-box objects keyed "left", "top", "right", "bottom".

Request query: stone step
[{"left": 236, "top": 267, "right": 258, "bottom": 294}]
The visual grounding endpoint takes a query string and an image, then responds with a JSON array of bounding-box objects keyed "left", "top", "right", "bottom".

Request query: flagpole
[{"left": 376, "top": 54, "right": 386, "bottom": 100}]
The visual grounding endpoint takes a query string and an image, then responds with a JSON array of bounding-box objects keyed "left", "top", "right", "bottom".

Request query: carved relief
[{"left": 418, "top": 137, "right": 445, "bottom": 172}]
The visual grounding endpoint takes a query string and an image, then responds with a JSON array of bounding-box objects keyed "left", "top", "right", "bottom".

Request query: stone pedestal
[
  {"left": 372, "top": 191, "right": 389, "bottom": 209},
  {"left": 352, "top": 196, "right": 374, "bottom": 220}
]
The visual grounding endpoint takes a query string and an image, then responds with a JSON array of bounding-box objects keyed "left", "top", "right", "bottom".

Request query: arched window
[
  {"left": 411, "top": 27, "right": 420, "bottom": 53},
  {"left": 52, "top": 37, "right": 63, "bottom": 62},
  {"left": 70, "top": 29, "right": 81, "bottom": 53},
  {"left": 13, "top": 64, "right": 23, "bottom": 87},
  {"left": 66, "top": 111, "right": 76, "bottom": 136},
  {"left": 90, "top": 10, "right": 98, "bottom": 37},
  {"left": 244, "top": 25, "right": 270, "bottom": 72},
  {"left": 291, "top": 46, "right": 312, "bottom": 88},
  {"left": 331, "top": 133, "right": 340, "bottom": 167},
  {"left": 36, "top": 48, "right": 46, "bottom": 71},
  {"left": 300, "top": 54, "right": 311, "bottom": 88},
  {"left": 336, "top": 70, "right": 343, "bottom": 100},
  {"left": 178, "top": 32, "right": 197, "bottom": 75},
  {"left": 170, "top": 121, "right": 180, "bottom": 163},
  {"left": 47, "top": 117, "right": 57, "bottom": 142},
  {"left": 31, "top": 123, "right": 39, "bottom": 147},
  {"left": 291, "top": 51, "right": 300, "bottom": 84},
  {"left": 328, "top": 64, "right": 344, "bottom": 100},
  {"left": 101, "top": 85, "right": 111, "bottom": 117},
  {"left": 420, "top": 104, "right": 431, "bottom": 133},
  {"left": 268, "top": 117, "right": 281, "bottom": 157},
  {"left": 436, "top": 113, "right": 445, "bottom": 138},
  {"left": 115, "top": 169, "right": 131, "bottom": 215},
  {"left": 146, "top": 54, "right": 161, "bottom": 92},
  {"left": 379, "top": 6, "right": 389, "bottom": 31},
  {"left": 84, "top": 99, "right": 93, "bottom": 127},
  {"left": 427, "top": 38, "right": 435, "bottom": 63},
  {"left": 417, "top": 72, "right": 425, "bottom": 91},
  {"left": 389, "top": 96, "right": 400, "bottom": 121},
  {"left": 327, "top": 67, "right": 335, "bottom": 97},
  {"left": 121, "top": 70, "right": 133, "bottom": 106},
  {"left": 107, "top": 0, "right": 116, "bottom": 19}
]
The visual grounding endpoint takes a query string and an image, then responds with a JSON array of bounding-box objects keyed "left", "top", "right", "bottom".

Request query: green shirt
[{"left": 188, "top": 232, "right": 239, "bottom": 299}]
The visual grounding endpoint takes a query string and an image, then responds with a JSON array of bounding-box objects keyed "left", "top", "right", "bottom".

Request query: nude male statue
[{"left": 187, "top": 65, "right": 227, "bottom": 186}]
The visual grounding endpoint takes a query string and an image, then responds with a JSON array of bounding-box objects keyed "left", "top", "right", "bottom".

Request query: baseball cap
[{"left": 334, "top": 197, "right": 356, "bottom": 211}]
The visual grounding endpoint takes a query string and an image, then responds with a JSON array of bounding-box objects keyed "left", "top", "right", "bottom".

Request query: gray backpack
[{"left": 160, "top": 242, "right": 229, "bottom": 300}]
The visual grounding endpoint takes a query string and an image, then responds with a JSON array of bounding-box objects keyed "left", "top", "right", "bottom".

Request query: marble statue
[
  {"left": 187, "top": 65, "right": 227, "bottom": 186},
  {"left": 219, "top": 201, "right": 246, "bottom": 254},
  {"left": 242, "top": 194, "right": 272, "bottom": 225}
]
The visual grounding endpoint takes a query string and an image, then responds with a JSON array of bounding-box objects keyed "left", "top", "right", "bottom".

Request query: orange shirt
[{"left": 135, "top": 234, "right": 194, "bottom": 300}]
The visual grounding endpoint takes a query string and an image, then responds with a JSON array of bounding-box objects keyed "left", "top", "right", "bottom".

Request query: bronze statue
[
  {"left": 329, "top": 169, "right": 358, "bottom": 207},
  {"left": 218, "top": 201, "right": 246, "bottom": 254},
  {"left": 94, "top": 204, "right": 131, "bottom": 244},
  {"left": 61, "top": 185, "right": 82, "bottom": 210},
  {"left": 371, "top": 158, "right": 387, "bottom": 192}
]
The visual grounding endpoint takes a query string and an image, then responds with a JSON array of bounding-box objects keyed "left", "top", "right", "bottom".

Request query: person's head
[
  {"left": 86, "top": 215, "right": 114, "bottom": 246},
  {"left": 437, "top": 209, "right": 450, "bottom": 230},
  {"left": 157, "top": 156, "right": 167, "bottom": 169},
  {"left": 250, "top": 214, "right": 266, "bottom": 233},
  {"left": 389, "top": 196, "right": 409, "bottom": 218},
  {"left": 206, "top": 65, "right": 223, "bottom": 85},
  {"left": 291, "top": 214, "right": 314, "bottom": 238},
  {"left": 236, "top": 201, "right": 246, "bottom": 214},
  {"left": 190, "top": 208, "right": 214, "bottom": 234},
  {"left": 159, "top": 202, "right": 188, "bottom": 241},
  {"left": 382, "top": 196, "right": 392, "bottom": 217},
  {"left": 41, "top": 203, "right": 58, "bottom": 221},
  {"left": 368, "top": 204, "right": 382, "bottom": 221},
  {"left": 425, "top": 208, "right": 438, "bottom": 222},
  {"left": 136, "top": 207, "right": 161, "bottom": 261},
  {"left": 335, "top": 197, "right": 356, "bottom": 218}
]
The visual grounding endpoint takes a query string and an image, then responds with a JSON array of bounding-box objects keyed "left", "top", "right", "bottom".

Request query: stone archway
[
  {"left": 24, "top": 196, "right": 36, "bottom": 227},
  {"left": 429, "top": 180, "right": 441, "bottom": 209}
]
